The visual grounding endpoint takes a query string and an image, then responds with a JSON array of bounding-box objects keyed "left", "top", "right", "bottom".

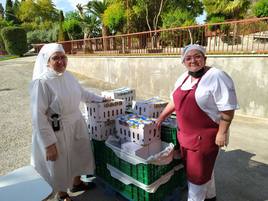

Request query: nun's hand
[
  {"left": 46, "top": 144, "right": 58, "bottom": 161},
  {"left": 103, "top": 96, "right": 112, "bottom": 102}
]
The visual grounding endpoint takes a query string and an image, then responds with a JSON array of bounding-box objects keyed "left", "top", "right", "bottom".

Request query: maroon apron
[{"left": 173, "top": 75, "right": 219, "bottom": 185}]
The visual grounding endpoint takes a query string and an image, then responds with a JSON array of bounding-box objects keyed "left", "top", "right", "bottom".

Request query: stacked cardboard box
[
  {"left": 101, "top": 87, "right": 135, "bottom": 107},
  {"left": 84, "top": 99, "right": 125, "bottom": 140},
  {"left": 132, "top": 97, "right": 168, "bottom": 118}
]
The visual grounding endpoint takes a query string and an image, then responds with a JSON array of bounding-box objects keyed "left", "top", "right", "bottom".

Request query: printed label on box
[
  {"left": 102, "top": 87, "right": 135, "bottom": 107},
  {"left": 132, "top": 97, "right": 168, "bottom": 118},
  {"left": 116, "top": 114, "right": 160, "bottom": 145}
]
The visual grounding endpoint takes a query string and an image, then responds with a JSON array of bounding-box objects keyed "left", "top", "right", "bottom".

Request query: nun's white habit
[{"left": 30, "top": 43, "right": 103, "bottom": 191}]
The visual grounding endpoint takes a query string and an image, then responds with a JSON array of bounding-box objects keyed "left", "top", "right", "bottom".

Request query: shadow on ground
[{"left": 216, "top": 149, "right": 268, "bottom": 201}]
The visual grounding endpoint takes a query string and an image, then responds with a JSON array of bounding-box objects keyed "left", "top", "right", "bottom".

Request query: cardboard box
[
  {"left": 85, "top": 99, "right": 126, "bottom": 122},
  {"left": 102, "top": 87, "right": 135, "bottom": 107},
  {"left": 132, "top": 97, "right": 168, "bottom": 118},
  {"left": 88, "top": 119, "right": 115, "bottom": 141},
  {"left": 116, "top": 114, "right": 160, "bottom": 145}
]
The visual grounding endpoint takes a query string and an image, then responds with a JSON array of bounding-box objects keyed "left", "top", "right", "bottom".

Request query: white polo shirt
[{"left": 172, "top": 67, "right": 239, "bottom": 123}]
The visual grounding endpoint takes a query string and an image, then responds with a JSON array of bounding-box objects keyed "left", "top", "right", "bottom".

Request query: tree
[
  {"left": 203, "top": 0, "right": 251, "bottom": 21},
  {"left": 253, "top": 0, "right": 268, "bottom": 17},
  {"left": 103, "top": 2, "right": 126, "bottom": 34},
  {"left": 18, "top": 0, "right": 58, "bottom": 29},
  {"left": 161, "top": 0, "right": 203, "bottom": 28},
  {"left": 0, "top": 3, "right": 4, "bottom": 19},
  {"left": 37, "top": 0, "right": 58, "bottom": 22},
  {"left": 5, "top": 0, "right": 19, "bottom": 23},
  {"left": 58, "top": 10, "right": 69, "bottom": 41},
  {"left": 203, "top": 0, "right": 251, "bottom": 46},
  {"left": 83, "top": 0, "right": 110, "bottom": 50}
]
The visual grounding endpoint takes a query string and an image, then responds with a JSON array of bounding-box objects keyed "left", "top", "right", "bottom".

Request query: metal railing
[{"left": 32, "top": 17, "right": 268, "bottom": 55}]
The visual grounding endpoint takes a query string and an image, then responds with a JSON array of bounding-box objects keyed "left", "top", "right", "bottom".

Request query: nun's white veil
[{"left": 32, "top": 43, "right": 65, "bottom": 80}]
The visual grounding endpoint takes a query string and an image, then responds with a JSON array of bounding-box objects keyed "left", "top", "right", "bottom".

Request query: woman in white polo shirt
[{"left": 156, "top": 44, "right": 239, "bottom": 201}]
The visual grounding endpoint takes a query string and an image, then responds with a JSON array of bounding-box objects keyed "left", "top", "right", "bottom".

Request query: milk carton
[
  {"left": 116, "top": 114, "right": 160, "bottom": 145},
  {"left": 88, "top": 119, "right": 116, "bottom": 141},
  {"left": 102, "top": 87, "right": 135, "bottom": 107},
  {"left": 132, "top": 97, "right": 168, "bottom": 118},
  {"left": 85, "top": 99, "right": 125, "bottom": 122}
]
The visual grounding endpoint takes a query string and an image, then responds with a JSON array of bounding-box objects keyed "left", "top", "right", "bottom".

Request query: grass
[{"left": 0, "top": 55, "right": 18, "bottom": 61}]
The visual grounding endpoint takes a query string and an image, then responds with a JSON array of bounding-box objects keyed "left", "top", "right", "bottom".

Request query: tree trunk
[{"left": 102, "top": 25, "right": 109, "bottom": 51}]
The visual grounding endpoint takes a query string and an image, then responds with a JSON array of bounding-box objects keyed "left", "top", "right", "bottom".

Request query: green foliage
[
  {"left": 63, "top": 19, "right": 83, "bottom": 40},
  {"left": 0, "top": 3, "right": 4, "bottom": 19},
  {"left": 203, "top": 0, "right": 251, "bottom": 20},
  {"left": 82, "top": 15, "right": 101, "bottom": 37},
  {"left": 27, "top": 28, "right": 58, "bottom": 47},
  {"left": 1, "top": 26, "right": 27, "bottom": 56},
  {"left": 65, "top": 11, "right": 81, "bottom": 21},
  {"left": 207, "top": 16, "right": 227, "bottom": 32},
  {"left": 87, "top": 0, "right": 110, "bottom": 19},
  {"left": 18, "top": 0, "right": 58, "bottom": 28},
  {"left": 58, "top": 10, "right": 69, "bottom": 41},
  {"left": 253, "top": 0, "right": 268, "bottom": 17},
  {"left": 103, "top": 2, "right": 125, "bottom": 34},
  {"left": 0, "top": 33, "right": 5, "bottom": 50},
  {"left": 5, "top": 0, "right": 19, "bottom": 24},
  {"left": 162, "top": 9, "right": 195, "bottom": 28}
]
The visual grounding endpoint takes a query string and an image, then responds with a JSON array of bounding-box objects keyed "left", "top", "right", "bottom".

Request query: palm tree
[
  {"left": 86, "top": 0, "right": 110, "bottom": 50},
  {"left": 203, "top": 0, "right": 251, "bottom": 45}
]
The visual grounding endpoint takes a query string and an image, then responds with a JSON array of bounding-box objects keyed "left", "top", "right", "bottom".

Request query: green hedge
[{"left": 1, "top": 27, "right": 28, "bottom": 56}]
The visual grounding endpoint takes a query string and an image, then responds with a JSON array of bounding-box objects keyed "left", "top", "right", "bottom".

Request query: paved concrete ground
[{"left": 0, "top": 57, "right": 267, "bottom": 201}]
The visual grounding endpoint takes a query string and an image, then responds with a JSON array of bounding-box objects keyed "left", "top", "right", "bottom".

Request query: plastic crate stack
[{"left": 93, "top": 95, "right": 186, "bottom": 201}]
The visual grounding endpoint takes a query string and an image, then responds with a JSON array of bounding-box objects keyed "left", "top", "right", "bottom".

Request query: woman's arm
[
  {"left": 156, "top": 101, "right": 175, "bottom": 128},
  {"left": 215, "top": 110, "right": 235, "bottom": 147}
]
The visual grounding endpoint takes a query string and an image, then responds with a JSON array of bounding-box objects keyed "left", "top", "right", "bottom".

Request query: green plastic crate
[
  {"left": 92, "top": 139, "right": 183, "bottom": 185},
  {"left": 99, "top": 165, "right": 186, "bottom": 201},
  {"left": 105, "top": 145, "right": 182, "bottom": 185},
  {"left": 161, "top": 124, "right": 178, "bottom": 147}
]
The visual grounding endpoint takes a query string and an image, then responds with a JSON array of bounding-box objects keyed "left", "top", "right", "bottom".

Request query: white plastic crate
[
  {"left": 101, "top": 87, "right": 135, "bottom": 107},
  {"left": 132, "top": 97, "right": 168, "bottom": 118},
  {"left": 85, "top": 99, "right": 126, "bottom": 122},
  {"left": 116, "top": 114, "right": 160, "bottom": 145},
  {"left": 88, "top": 119, "right": 116, "bottom": 141}
]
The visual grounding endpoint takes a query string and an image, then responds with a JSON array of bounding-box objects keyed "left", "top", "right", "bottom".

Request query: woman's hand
[
  {"left": 215, "top": 132, "right": 227, "bottom": 147},
  {"left": 156, "top": 116, "right": 165, "bottom": 129},
  {"left": 103, "top": 96, "right": 112, "bottom": 102},
  {"left": 46, "top": 144, "right": 58, "bottom": 161}
]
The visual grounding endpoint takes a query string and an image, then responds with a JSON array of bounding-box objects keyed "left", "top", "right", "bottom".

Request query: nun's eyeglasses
[{"left": 50, "top": 55, "right": 67, "bottom": 61}]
